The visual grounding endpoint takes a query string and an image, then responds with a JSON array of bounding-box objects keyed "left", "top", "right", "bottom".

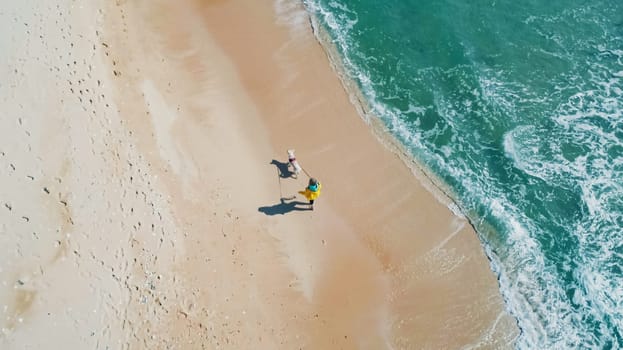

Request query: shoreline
[
  {"left": 306, "top": 5, "right": 524, "bottom": 335},
  {"left": 305, "top": 6, "right": 472, "bottom": 217}
]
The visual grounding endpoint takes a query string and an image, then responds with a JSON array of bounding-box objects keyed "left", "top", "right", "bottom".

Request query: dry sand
[{"left": 0, "top": 0, "right": 518, "bottom": 348}]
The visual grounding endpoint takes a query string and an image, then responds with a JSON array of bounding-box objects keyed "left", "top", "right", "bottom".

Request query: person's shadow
[
  {"left": 258, "top": 196, "right": 311, "bottom": 215},
  {"left": 270, "top": 159, "right": 293, "bottom": 178}
]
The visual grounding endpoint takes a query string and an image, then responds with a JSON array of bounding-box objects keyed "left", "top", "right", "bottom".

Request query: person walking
[{"left": 298, "top": 177, "right": 322, "bottom": 210}]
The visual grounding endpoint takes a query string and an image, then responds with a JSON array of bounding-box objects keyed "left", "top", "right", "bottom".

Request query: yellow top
[{"left": 299, "top": 183, "right": 322, "bottom": 201}]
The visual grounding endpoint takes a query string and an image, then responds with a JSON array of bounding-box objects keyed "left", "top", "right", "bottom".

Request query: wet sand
[{"left": 0, "top": 0, "right": 518, "bottom": 348}]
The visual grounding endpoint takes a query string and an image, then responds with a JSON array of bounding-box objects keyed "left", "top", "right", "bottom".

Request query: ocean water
[{"left": 300, "top": 0, "right": 623, "bottom": 348}]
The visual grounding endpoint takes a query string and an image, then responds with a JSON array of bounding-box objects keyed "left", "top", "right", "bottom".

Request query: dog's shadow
[
  {"left": 258, "top": 197, "right": 311, "bottom": 216},
  {"left": 270, "top": 159, "right": 294, "bottom": 178}
]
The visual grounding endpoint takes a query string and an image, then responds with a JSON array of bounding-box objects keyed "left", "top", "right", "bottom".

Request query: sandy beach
[{"left": 1, "top": 0, "right": 518, "bottom": 348}]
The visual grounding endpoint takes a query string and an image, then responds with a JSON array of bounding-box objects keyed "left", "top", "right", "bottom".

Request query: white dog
[{"left": 287, "top": 149, "right": 302, "bottom": 178}]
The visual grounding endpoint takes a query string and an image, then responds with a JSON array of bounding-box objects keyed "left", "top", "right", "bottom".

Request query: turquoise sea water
[{"left": 301, "top": 0, "right": 623, "bottom": 348}]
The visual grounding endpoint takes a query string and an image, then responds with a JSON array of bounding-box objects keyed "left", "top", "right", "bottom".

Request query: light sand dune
[{"left": 0, "top": 0, "right": 518, "bottom": 348}]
